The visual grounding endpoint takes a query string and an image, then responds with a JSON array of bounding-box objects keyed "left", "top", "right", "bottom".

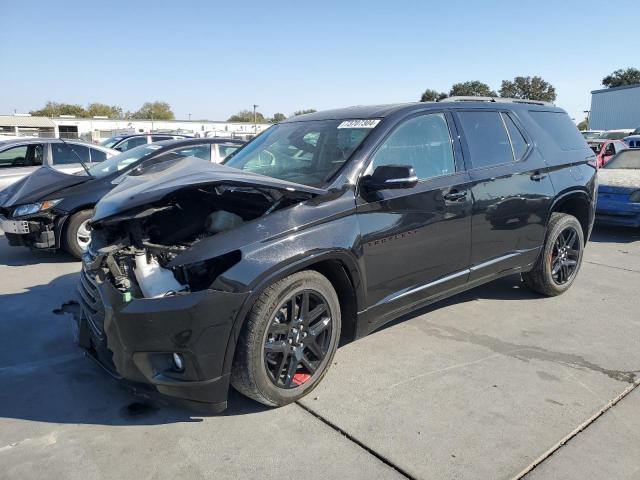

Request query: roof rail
[{"left": 439, "top": 96, "right": 554, "bottom": 107}]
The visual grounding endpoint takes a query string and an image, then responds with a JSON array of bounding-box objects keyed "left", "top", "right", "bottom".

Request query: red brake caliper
[{"left": 292, "top": 373, "right": 311, "bottom": 386}]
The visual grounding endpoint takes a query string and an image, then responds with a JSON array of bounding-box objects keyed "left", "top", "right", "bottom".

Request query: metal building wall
[{"left": 589, "top": 84, "right": 640, "bottom": 130}]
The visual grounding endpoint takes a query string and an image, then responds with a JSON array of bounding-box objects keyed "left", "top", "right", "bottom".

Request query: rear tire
[
  {"left": 523, "top": 212, "right": 584, "bottom": 296},
  {"left": 63, "top": 210, "right": 93, "bottom": 260},
  {"left": 231, "top": 270, "right": 341, "bottom": 407}
]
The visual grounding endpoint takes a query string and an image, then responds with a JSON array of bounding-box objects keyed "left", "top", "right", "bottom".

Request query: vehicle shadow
[
  {"left": 373, "top": 274, "right": 540, "bottom": 335},
  {"left": 0, "top": 234, "right": 76, "bottom": 266},
  {"left": 589, "top": 224, "right": 640, "bottom": 244},
  {"left": 0, "top": 270, "right": 272, "bottom": 427}
]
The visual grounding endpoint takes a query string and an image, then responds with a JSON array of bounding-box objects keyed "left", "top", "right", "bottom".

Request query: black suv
[{"left": 78, "top": 99, "right": 597, "bottom": 411}]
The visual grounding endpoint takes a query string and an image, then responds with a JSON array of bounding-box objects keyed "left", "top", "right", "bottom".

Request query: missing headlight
[{"left": 178, "top": 250, "right": 242, "bottom": 292}]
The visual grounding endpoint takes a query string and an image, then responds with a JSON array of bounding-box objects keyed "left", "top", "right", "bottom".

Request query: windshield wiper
[{"left": 57, "top": 136, "right": 93, "bottom": 177}]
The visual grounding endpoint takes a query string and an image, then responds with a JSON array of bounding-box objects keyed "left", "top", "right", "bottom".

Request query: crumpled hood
[
  {"left": 92, "top": 156, "right": 327, "bottom": 222},
  {"left": 598, "top": 169, "right": 640, "bottom": 193},
  {"left": 0, "top": 166, "right": 90, "bottom": 209}
]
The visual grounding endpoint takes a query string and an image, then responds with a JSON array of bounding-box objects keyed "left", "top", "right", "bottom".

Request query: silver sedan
[{"left": 0, "top": 138, "right": 118, "bottom": 190}]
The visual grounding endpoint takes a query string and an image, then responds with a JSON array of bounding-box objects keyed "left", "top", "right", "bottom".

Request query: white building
[{"left": 0, "top": 115, "right": 271, "bottom": 141}]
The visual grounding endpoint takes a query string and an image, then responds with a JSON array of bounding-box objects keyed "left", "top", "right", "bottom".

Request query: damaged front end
[{"left": 77, "top": 158, "right": 322, "bottom": 409}]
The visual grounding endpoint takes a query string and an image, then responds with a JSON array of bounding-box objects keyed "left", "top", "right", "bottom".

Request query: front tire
[
  {"left": 231, "top": 270, "right": 341, "bottom": 407},
  {"left": 523, "top": 212, "right": 584, "bottom": 296},
  {"left": 63, "top": 210, "right": 93, "bottom": 260}
]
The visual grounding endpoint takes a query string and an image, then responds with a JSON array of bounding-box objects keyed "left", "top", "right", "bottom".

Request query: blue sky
[{"left": 0, "top": 0, "right": 636, "bottom": 122}]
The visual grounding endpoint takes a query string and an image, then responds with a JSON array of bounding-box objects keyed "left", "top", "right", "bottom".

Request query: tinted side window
[
  {"left": 370, "top": 113, "right": 455, "bottom": 180},
  {"left": 90, "top": 148, "right": 108, "bottom": 162},
  {"left": 502, "top": 113, "right": 528, "bottom": 160},
  {"left": 218, "top": 144, "right": 239, "bottom": 160},
  {"left": 457, "top": 111, "right": 513, "bottom": 168},
  {"left": 529, "top": 111, "right": 587, "bottom": 151},
  {"left": 173, "top": 144, "right": 211, "bottom": 161},
  {"left": 119, "top": 137, "right": 147, "bottom": 151},
  {"left": 0, "top": 144, "right": 44, "bottom": 168},
  {"left": 52, "top": 144, "right": 90, "bottom": 165},
  {"left": 151, "top": 136, "right": 172, "bottom": 142}
]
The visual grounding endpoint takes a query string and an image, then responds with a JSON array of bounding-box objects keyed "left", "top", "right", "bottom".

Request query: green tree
[
  {"left": 602, "top": 68, "right": 640, "bottom": 88},
  {"left": 131, "top": 101, "right": 174, "bottom": 120},
  {"left": 227, "top": 110, "right": 266, "bottom": 122},
  {"left": 499, "top": 76, "right": 557, "bottom": 102},
  {"left": 270, "top": 112, "right": 286, "bottom": 123},
  {"left": 449, "top": 81, "right": 496, "bottom": 97},
  {"left": 30, "top": 101, "right": 88, "bottom": 117},
  {"left": 577, "top": 117, "right": 589, "bottom": 131},
  {"left": 420, "top": 89, "right": 447, "bottom": 102},
  {"left": 293, "top": 109, "right": 317, "bottom": 116},
  {"left": 86, "top": 103, "right": 123, "bottom": 119}
]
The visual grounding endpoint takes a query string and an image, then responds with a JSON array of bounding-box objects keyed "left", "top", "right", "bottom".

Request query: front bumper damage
[
  {"left": 0, "top": 213, "right": 59, "bottom": 249},
  {"left": 77, "top": 259, "right": 248, "bottom": 411}
]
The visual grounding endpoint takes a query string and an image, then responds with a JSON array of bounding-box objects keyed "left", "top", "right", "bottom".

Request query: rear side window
[
  {"left": 502, "top": 113, "right": 528, "bottom": 160},
  {"left": 151, "top": 135, "right": 173, "bottom": 142},
  {"left": 52, "top": 144, "right": 90, "bottom": 164},
  {"left": 172, "top": 144, "right": 211, "bottom": 161},
  {"left": 529, "top": 111, "right": 587, "bottom": 151},
  {"left": 118, "top": 136, "right": 147, "bottom": 151},
  {"left": 457, "top": 111, "right": 514, "bottom": 168},
  {"left": 218, "top": 144, "right": 240, "bottom": 160},
  {"left": 0, "top": 144, "right": 44, "bottom": 168},
  {"left": 90, "top": 148, "right": 108, "bottom": 162}
]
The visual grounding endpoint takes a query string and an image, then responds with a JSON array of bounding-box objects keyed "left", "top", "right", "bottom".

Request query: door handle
[
  {"left": 530, "top": 171, "right": 547, "bottom": 181},
  {"left": 443, "top": 190, "right": 467, "bottom": 201}
]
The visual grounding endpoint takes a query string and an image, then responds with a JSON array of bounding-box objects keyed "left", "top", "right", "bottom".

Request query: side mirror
[
  {"left": 114, "top": 146, "right": 124, "bottom": 152},
  {"left": 362, "top": 165, "right": 419, "bottom": 191}
]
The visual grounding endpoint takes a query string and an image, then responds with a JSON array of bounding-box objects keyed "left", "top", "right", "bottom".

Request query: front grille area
[{"left": 78, "top": 267, "right": 106, "bottom": 339}]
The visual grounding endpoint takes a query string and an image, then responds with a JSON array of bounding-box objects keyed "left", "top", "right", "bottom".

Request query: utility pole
[{"left": 253, "top": 104, "right": 258, "bottom": 134}]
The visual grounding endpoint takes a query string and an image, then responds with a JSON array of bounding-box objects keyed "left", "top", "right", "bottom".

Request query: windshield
[
  {"left": 223, "top": 120, "right": 376, "bottom": 187},
  {"left": 600, "top": 131, "right": 630, "bottom": 140},
  {"left": 604, "top": 150, "right": 640, "bottom": 169},
  {"left": 87, "top": 144, "right": 162, "bottom": 177},
  {"left": 100, "top": 137, "right": 123, "bottom": 148},
  {"left": 581, "top": 131, "right": 602, "bottom": 140}
]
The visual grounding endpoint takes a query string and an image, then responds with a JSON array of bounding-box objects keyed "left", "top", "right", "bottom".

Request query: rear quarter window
[{"left": 529, "top": 111, "right": 587, "bottom": 151}]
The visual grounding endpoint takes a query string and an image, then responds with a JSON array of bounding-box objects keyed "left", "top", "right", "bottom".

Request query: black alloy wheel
[
  {"left": 522, "top": 212, "right": 584, "bottom": 296},
  {"left": 550, "top": 226, "right": 581, "bottom": 285},
  {"left": 231, "top": 270, "right": 341, "bottom": 407},
  {"left": 263, "top": 290, "right": 332, "bottom": 388}
]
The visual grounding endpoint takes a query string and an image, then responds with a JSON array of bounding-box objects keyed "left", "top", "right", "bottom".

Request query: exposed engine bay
[{"left": 89, "top": 183, "right": 306, "bottom": 299}]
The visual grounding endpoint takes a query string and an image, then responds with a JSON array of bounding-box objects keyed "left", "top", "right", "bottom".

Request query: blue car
[
  {"left": 623, "top": 135, "right": 640, "bottom": 148},
  {"left": 596, "top": 149, "right": 640, "bottom": 227}
]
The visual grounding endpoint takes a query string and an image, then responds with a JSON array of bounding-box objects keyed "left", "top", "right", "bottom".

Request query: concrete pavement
[{"left": 0, "top": 225, "right": 638, "bottom": 480}]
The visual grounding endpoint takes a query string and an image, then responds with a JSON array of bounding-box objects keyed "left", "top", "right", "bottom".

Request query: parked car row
[
  {"left": 0, "top": 137, "right": 244, "bottom": 258},
  {"left": 100, "top": 133, "right": 190, "bottom": 152}
]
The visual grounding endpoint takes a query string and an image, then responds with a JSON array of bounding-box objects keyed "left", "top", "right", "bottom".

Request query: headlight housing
[
  {"left": 629, "top": 190, "right": 640, "bottom": 203},
  {"left": 12, "top": 199, "right": 63, "bottom": 218}
]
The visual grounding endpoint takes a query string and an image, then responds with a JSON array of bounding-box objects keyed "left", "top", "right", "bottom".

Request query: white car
[
  {"left": 0, "top": 138, "right": 118, "bottom": 191},
  {"left": 598, "top": 129, "right": 635, "bottom": 140},
  {"left": 580, "top": 130, "right": 604, "bottom": 140}
]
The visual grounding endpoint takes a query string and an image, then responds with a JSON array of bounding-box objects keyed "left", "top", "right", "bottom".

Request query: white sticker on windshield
[{"left": 337, "top": 119, "right": 380, "bottom": 129}]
